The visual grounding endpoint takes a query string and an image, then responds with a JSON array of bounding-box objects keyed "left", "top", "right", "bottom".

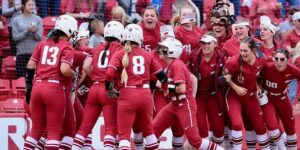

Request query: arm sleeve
[
  {"left": 289, "top": 63, "right": 300, "bottom": 81},
  {"left": 2, "top": 1, "right": 15, "bottom": 16},
  {"left": 33, "top": 17, "right": 43, "bottom": 41},
  {"left": 150, "top": 55, "right": 163, "bottom": 75},
  {"left": 105, "top": 52, "right": 122, "bottom": 81},
  {"left": 30, "top": 43, "right": 41, "bottom": 62},
  {"left": 223, "top": 58, "right": 236, "bottom": 75},
  {"left": 172, "top": 63, "right": 186, "bottom": 84},
  {"left": 61, "top": 45, "right": 75, "bottom": 66},
  {"left": 12, "top": 19, "right": 29, "bottom": 42}
]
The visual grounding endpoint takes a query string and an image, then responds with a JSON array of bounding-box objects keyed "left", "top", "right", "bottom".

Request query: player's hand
[
  {"left": 293, "top": 103, "right": 300, "bottom": 116},
  {"left": 224, "top": 74, "right": 232, "bottom": 83},
  {"left": 234, "top": 85, "right": 248, "bottom": 96},
  {"left": 108, "top": 89, "right": 119, "bottom": 99}
]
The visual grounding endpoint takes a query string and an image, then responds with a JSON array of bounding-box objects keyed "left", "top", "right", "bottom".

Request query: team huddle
[{"left": 21, "top": 3, "right": 300, "bottom": 150}]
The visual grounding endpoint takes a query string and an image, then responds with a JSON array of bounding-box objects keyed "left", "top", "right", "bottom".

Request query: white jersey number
[
  {"left": 41, "top": 46, "right": 59, "bottom": 65},
  {"left": 266, "top": 80, "right": 278, "bottom": 88},
  {"left": 98, "top": 50, "right": 110, "bottom": 68},
  {"left": 132, "top": 56, "right": 145, "bottom": 74}
]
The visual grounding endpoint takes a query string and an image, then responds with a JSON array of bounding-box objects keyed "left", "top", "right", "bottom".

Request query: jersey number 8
[{"left": 132, "top": 56, "right": 145, "bottom": 74}]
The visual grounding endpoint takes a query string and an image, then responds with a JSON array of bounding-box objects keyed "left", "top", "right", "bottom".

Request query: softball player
[
  {"left": 222, "top": 37, "right": 270, "bottom": 150},
  {"left": 152, "top": 38, "right": 224, "bottom": 150},
  {"left": 72, "top": 21, "right": 125, "bottom": 150},
  {"left": 24, "top": 14, "right": 77, "bottom": 150},
  {"left": 105, "top": 24, "right": 168, "bottom": 150},
  {"left": 260, "top": 49, "right": 300, "bottom": 150}
]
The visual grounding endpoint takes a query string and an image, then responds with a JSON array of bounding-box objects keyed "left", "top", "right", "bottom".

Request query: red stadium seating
[
  {"left": 42, "top": 16, "right": 58, "bottom": 37},
  {"left": 11, "top": 77, "right": 25, "bottom": 99},
  {"left": 0, "top": 79, "right": 13, "bottom": 101},
  {"left": 0, "top": 98, "right": 25, "bottom": 113},
  {"left": 1, "top": 56, "right": 17, "bottom": 80}
]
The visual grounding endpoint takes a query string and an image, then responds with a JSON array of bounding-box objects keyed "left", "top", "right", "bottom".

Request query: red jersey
[
  {"left": 283, "top": 29, "right": 300, "bottom": 49},
  {"left": 198, "top": 51, "right": 219, "bottom": 90},
  {"left": 77, "top": 45, "right": 92, "bottom": 53},
  {"left": 106, "top": 47, "right": 163, "bottom": 86},
  {"left": 224, "top": 54, "right": 266, "bottom": 91},
  {"left": 90, "top": 41, "right": 123, "bottom": 82},
  {"left": 167, "top": 59, "right": 193, "bottom": 99},
  {"left": 222, "top": 37, "right": 240, "bottom": 58},
  {"left": 175, "top": 25, "right": 204, "bottom": 65},
  {"left": 31, "top": 39, "right": 74, "bottom": 82},
  {"left": 260, "top": 44, "right": 276, "bottom": 61},
  {"left": 261, "top": 62, "right": 300, "bottom": 95},
  {"left": 140, "top": 22, "right": 164, "bottom": 51},
  {"left": 64, "top": 50, "right": 87, "bottom": 90}
]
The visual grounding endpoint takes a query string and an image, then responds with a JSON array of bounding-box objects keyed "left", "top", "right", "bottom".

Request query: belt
[
  {"left": 171, "top": 94, "right": 187, "bottom": 101},
  {"left": 36, "top": 79, "right": 60, "bottom": 84},
  {"left": 124, "top": 84, "right": 149, "bottom": 89},
  {"left": 94, "top": 81, "right": 104, "bottom": 85},
  {"left": 268, "top": 90, "right": 287, "bottom": 97}
]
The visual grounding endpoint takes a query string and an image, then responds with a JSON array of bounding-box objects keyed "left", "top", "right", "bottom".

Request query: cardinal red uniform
[
  {"left": 224, "top": 54, "right": 270, "bottom": 149},
  {"left": 283, "top": 29, "right": 300, "bottom": 49},
  {"left": 222, "top": 36, "right": 240, "bottom": 57},
  {"left": 261, "top": 62, "right": 300, "bottom": 149},
  {"left": 105, "top": 47, "right": 162, "bottom": 150},
  {"left": 140, "top": 22, "right": 164, "bottom": 51},
  {"left": 24, "top": 39, "right": 74, "bottom": 149},
  {"left": 174, "top": 25, "right": 204, "bottom": 65},
  {"left": 153, "top": 59, "right": 207, "bottom": 148},
  {"left": 189, "top": 49, "right": 225, "bottom": 144},
  {"left": 73, "top": 41, "right": 123, "bottom": 149}
]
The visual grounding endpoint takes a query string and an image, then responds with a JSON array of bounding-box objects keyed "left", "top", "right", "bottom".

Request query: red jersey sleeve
[
  {"left": 289, "top": 63, "right": 300, "bottom": 80},
  {"left": 30, "top": 43, "right": 42, "bottom": 62},
  {"left": 61, "top": 45, "right": 74, "bottom": 66},
  {"left": 224, "top": 56, "right": 239, "bottom": 75},
  {"left": 150, "top": 54, "right": 163, "bottom": 75},
  {"left": 171, "top": 61, "right": 187, "bottom": 84},
  {"left": 105, "top": 51, "right": 123, "bottom": 80}
]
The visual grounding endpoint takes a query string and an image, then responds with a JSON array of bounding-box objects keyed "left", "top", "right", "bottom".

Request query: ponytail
[{"left": 121, "top": 41, "right": 133, "bottom": 84}]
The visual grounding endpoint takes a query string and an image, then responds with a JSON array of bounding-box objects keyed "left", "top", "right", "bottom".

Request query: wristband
[{"left": 168, "top": 84, "right": 176, "bottom": 93}]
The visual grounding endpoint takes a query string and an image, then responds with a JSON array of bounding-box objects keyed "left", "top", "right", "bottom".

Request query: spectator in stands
[
  {"left": 111, "top": 5, "right": 130, "bottom": 26},
  {"left": 284, "top": 11, "right": 300, "bottom": 54},
  {"left": 36, "top": 0, "right": 60, "bottom": 18},
  {"left": 0, "top": 15, "right": 10, "bottom": 72},
  {"left": 60, "top": 0, "right": 70, "bottom": 14},
  {"left": 250, "top": 0, "right": 282, "bottom": 35},
  {"left": 12, "top": 0, "right": 42, "bottom": 78},
  {"left": 88, "top": 19, "right": 104, "bottom": 48},
  {"left": 2, "top": 0, "right": 22, "bottom": 55},
  {"left": 135, "top": 0, "right": 173, "bottom": 24},
  {"left": 66, "top": 0, "right": 98, "bottom": 24},
  {"left": 279, "top": 6, "right": 298, "bottom": 41},
  {"left": 278, "top": 0, "right": 299, "bottom": 19}
]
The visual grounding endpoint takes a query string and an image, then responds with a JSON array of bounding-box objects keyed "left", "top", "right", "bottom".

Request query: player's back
[{"left": 31, "top": 39, "right": 74, "bottom": 81}]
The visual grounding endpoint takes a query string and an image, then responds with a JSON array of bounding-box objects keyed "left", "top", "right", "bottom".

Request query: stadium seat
[
  {"left": 12, "top": 77, "right": 25, "bottom": 99},
  {"left": 43, "top": 16, "right": 57, "bottom": 37},
  {"left": 0, "top": 79, "right": 13, "bottom": 101},
  {"left": 0, "top": 98, "right": 25, "bottom": 113},
  {"left": 1, "top": 56, "right": 17, "bottom": 79}
]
